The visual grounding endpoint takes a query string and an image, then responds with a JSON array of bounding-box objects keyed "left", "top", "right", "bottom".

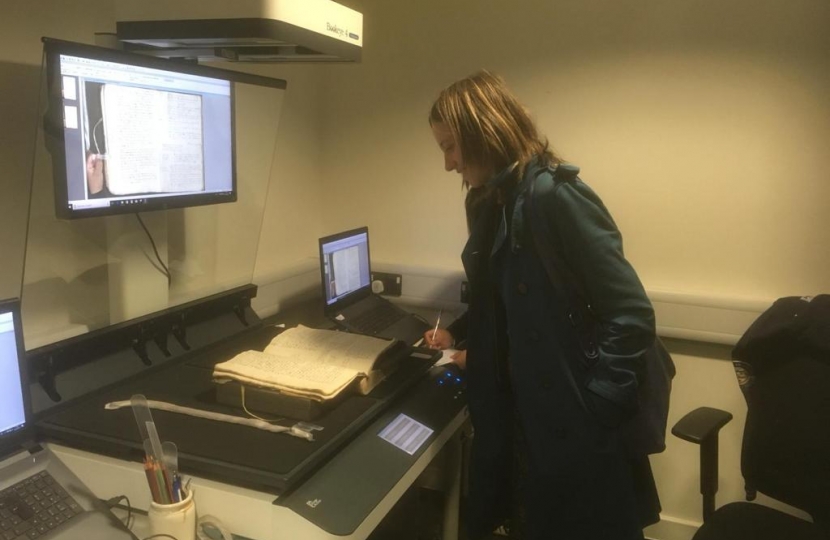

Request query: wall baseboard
[
  {"left": 649, "top": 289, "right": 770, "bottom": 345},
  {"left": 645, "top": 515, "right": 699, "bottom": 540}
]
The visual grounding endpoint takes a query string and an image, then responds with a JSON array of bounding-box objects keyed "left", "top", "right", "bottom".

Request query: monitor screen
[
  {"left": 43, "top": 39, "right": 237, "bottom": 219},
  {"left": 319, "top": 228, "right": 372, "bottom": 306},
  {"left": 0, "top": 305, "right": 26, "bottom": 439}
]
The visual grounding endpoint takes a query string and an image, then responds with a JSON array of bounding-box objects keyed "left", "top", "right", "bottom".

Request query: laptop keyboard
[
  {"left": 0, "top": 471, "right": 84, "bottom": 540},
  {"left": 349, "top": 302, "right": 406, "bottom": 334}
]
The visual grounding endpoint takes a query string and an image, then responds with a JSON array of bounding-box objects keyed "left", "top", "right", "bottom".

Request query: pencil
[
  {"left": 144, "top": 459, "right": 161, "bottom": 503},
  {"left": 153, "top": 463, "right": 169, "bottom": 504}
]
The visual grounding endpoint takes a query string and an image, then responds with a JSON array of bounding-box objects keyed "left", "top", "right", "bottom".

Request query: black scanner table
[
  {"left": 36, "top": 324, "right": 440, "bottom": 495},
  {"left": 32, "top": 292, "right": 469, "bottom": 538}
]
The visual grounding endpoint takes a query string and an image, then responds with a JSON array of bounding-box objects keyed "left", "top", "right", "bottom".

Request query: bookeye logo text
[
  {"left": 306, "top": 498, "right": 322, "bottom": 508},
  {"left": 326, "top": 23, "right": 346, "bottom": 37},
  {"left": 326, "top": 22, "right": 359, "bottom": 41}
]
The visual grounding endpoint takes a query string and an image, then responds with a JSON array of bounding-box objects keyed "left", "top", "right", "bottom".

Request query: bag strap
[
  {"left": 528, "top": 167, "right": 591, "bottom": 302},
  {"left": 527, "top": 165, "right": 597, "bottom": 355},
  {"left": 526, "top": 164, "right": 591, "bottom": 412}
]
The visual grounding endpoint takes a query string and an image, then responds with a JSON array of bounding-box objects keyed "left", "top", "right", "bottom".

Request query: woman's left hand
[{"left": 450, "top": 349, "right": 467, "bottom": 370}]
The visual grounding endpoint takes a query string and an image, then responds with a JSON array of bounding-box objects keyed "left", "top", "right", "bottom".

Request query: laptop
[
  {"left": 318, "top": 227, "right": 431, "bottom": 345},
  {"left": 0, "top": 298, "right": 136, "bottom": 540}
]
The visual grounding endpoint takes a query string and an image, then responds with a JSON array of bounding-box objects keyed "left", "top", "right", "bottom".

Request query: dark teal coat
[{"left": 461, "top": 161, "right": 656, "bottom": 539}]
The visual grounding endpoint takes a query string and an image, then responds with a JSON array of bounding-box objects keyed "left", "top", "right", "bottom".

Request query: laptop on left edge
[{"left": 0, "top": 298, "right": 137, "bottom": 540}]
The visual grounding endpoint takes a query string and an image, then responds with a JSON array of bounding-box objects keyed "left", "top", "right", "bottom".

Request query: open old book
[
  {"left": 100, "top": 84, "right": 205, "bottom": 195},
  {"left": 213, "top": 325, "right": 401, "bottom": 402}
]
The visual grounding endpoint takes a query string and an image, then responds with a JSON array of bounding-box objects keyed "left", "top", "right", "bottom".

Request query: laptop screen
[
  {"left": 0, "top": 300, "right": 27, "bottom": 441},
  {"left": 319, "top": 227, "right": 372, "bottom": 308}
]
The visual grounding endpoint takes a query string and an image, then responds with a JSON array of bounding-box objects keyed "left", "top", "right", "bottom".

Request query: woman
[{"left": 424, "top": 71, "right": 660, "bottom": 539}]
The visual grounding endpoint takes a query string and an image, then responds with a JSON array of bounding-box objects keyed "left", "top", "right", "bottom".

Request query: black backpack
[{"left": 525, "top": 164, "right": 675, "bottom": 456}]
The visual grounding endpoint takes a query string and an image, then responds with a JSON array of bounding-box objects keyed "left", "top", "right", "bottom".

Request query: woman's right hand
[{"left": 423, "top": 328, "right": 453, "bottom": 350}]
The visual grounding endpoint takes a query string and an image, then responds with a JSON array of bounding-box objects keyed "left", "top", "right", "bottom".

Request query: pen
[
  {"left": 172, "top": 473, "right": 182, "bottom": 502},
  {"left": 431, "top": 309, "right": 443, "bottom": 342}
]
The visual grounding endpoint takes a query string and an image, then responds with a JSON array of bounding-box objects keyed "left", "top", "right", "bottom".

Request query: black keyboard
[
  {"left": 349, "top": 302, "right": 406, "bottom": 334},
  {"left": 0, "top": 471, "right": 83, "bottom": 540}
]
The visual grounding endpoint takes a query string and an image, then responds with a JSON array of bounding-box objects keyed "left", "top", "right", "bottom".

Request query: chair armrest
[
  {"left": 671, "top": 406, "right": 734, "bottom": 521},
  {"left": 672, "top": 406, "right": 733, "bottom": 444}
]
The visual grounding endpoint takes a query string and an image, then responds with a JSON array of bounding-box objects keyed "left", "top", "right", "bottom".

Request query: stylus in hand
[{"left": 431, "top": 309, "right": 443, "bottom": 341}]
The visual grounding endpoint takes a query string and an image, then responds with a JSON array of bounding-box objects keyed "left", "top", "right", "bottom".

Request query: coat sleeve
[
  {"left": 447, "top": 310, "right": 469, "bottom": 347},
  {"left": 547, "top": 180, "right": 656, "bottom": 414}
]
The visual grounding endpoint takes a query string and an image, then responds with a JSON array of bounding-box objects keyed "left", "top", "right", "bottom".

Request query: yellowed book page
[
  {"left": 356, "top": 369, "right": 386, "bottom": 396},
  {"left": 213, "top": 350, "right": 358, "bottom": 401},
  {"left": 265, "top": 325, "right": 396, "bottom": 375}
]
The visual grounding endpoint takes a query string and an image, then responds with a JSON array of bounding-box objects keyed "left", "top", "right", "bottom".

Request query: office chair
[{"left": 672, "top": 295, "right": 830, "bottom": 540}]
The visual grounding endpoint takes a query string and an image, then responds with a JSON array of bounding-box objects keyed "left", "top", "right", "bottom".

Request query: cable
[
  {"left": 142, "top": 535, "right": 179, "bottom": 540},
  {"left": 240, "top": 385, "right": 284, "bottom": 424},
  {"left": 105, "top": 495, "right": 133, "bottom": 529},
  {"left": 20, "top": 49, "right": 48, "bottom": 299},
  {"left": 92, "top": 117, "right": 104, "bottom": 155},
  {"left": 135, "top": 213, "right": 171, "bottom": 286}
]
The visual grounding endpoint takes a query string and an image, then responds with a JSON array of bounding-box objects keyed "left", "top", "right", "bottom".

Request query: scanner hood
[{"left": 115, "top": 0, "right": 362, "bottom": 63}]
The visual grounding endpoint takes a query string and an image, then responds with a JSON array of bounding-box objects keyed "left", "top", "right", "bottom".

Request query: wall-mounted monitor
[{"left": 42, "top": 38, "right": 241, "bottom": 219}]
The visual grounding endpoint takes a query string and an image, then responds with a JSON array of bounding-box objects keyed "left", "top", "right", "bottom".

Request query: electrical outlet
[
  {"left": 460, "top": 281, "right": 470, "bottom": 304},
  {"left": 371, "top": 272, "right": 402, "bottom": 296}
]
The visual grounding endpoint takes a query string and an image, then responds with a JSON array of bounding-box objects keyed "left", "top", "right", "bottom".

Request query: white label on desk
[{"left": 378, "top": 413, "right": 434, "bottom": 455}]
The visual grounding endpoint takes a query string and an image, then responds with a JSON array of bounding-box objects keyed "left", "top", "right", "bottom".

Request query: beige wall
[
  {"left": 0, "top": 1, "right": 327, "bottom": 320},
  {"left": 321, "top": 0, "right": 830, "bottom": 301},
  {"left": 1, "top": 0, "right": 828, "bottom": 536},
  {"left": 0, "top": 0, "right": 115, "bottom": 300},
  {"left": 318, "top": 0, "right": 829, "bottom": 534}
]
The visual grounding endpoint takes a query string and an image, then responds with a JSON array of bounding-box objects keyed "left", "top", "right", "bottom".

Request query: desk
[
  {"left": 50, "top": 402, "right": 468, "bottom": 539},
  {"left": 39, "top": 297, "right": 468, "bottom": 540}
]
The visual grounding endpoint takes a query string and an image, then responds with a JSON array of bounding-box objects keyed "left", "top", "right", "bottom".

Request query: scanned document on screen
[{"left": 101, "top": 84, "right": 205, "bottom": 195}]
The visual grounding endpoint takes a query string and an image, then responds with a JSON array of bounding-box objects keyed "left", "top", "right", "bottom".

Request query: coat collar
[{"left": 489, "top": 157, "right": 547, "bottom": 256}]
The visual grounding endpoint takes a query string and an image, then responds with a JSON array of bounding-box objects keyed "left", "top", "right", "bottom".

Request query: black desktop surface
[
  {"left": 277, "top": 362, "right": 468, "bottom": 536},
  {"left": 35, "top": 324, "right": 439, "bottom": 495}
]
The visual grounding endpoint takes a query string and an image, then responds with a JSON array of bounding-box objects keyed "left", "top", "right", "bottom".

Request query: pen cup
[{"left": 148, "top": 488, "right": 196, "bottom": 540}]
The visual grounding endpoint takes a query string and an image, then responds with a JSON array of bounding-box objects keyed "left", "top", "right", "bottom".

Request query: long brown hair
[{"left": 429, "top": 70, "right": 559, "bottom": 188}]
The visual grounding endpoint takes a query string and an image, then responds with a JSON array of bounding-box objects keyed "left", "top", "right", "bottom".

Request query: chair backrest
[{"left": 732, "top": 295, "right": 830, "bottom": 525}]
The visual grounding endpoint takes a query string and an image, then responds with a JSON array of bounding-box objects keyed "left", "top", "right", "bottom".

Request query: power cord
[
  {"left": 135, "top": 213, "right": 172, "bottom": 286},
  {"left": 105, "top": 495, "right": 179, "bottom": 539},
  {"left": 105, "top": 496, "right": 233, "bottom": 540},
  {"left": 105, "top": 495, "right": 133, "bottom": 529}
]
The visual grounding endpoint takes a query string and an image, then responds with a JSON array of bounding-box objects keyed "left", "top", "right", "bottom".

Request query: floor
[{"left": 367, "top": 486, "right": 507, "bottom": 540}]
